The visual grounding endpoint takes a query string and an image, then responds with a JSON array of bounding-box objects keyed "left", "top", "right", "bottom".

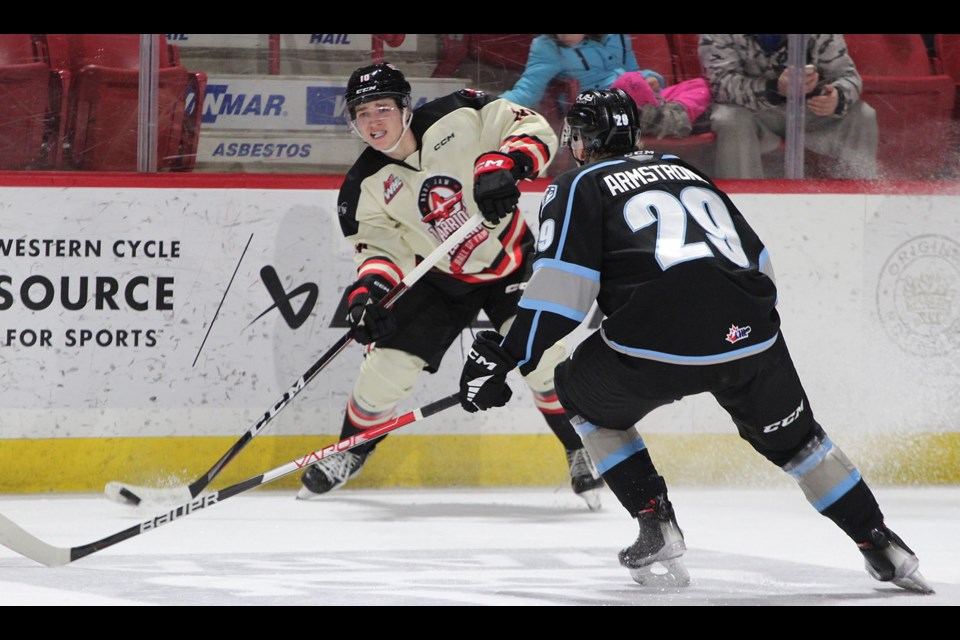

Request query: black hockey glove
[
  {"left": 473, "top": 151, "right": 521, "bottom": 225},
  {"left": 345, "top": 274, "right": 397, "bottom": 345},
  {"left": 460, "top": 330, "right": 518, "bottom": 413}
]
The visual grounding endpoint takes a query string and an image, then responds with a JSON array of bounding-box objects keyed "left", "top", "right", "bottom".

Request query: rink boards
[{"left": 0, "top": 175, "right": 957, "bottom": 491}]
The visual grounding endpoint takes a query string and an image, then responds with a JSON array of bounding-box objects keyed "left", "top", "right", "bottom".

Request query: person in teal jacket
[
  {"left": 500, "top": 35, "right": 705, "bottom": 140},
  {"left": 500, "top": 35, "right": 665, "bottom": 108}
]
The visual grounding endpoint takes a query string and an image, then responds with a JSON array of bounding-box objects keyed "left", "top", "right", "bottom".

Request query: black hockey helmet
[
  {"left": 345, "top": 62, "right": 412, "bottom": 118},
  {"left": 562, "top": 88, "right": 641, "bottom": 163}
]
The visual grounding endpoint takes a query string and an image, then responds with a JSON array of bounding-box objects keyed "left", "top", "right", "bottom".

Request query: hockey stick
[
  {"left": 105, "top": 212, "right": 485, "bottom": 507},
  {"left": 0, "top": 392, "right": 462, "bottom": 567}
]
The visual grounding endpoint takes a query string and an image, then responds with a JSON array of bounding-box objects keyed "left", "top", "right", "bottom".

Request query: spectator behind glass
[
  {"left": 500, "top": 34, "right": 709, "bottom": 139},
  {"left": 699, "top": 34, "right": 878, "bottom": 179}
]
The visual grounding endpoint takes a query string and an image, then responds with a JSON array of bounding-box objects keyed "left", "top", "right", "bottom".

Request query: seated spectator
[
  {"left": 500, "top": 34, "right": 709, "bottom": 139},
  {"left": 699, "top": 34, "right": 878, "bottom": 179}
]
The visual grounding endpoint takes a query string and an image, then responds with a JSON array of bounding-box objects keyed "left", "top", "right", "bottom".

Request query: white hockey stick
[
  {"left": 104, "top": 212, "right": 484, "bottom": 507},
  {"left": 2, "top": 393, "right": 462, "bottom": 567}
]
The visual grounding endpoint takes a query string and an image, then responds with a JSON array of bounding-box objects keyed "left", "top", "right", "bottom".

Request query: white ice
[{"left": 0, "top": 485, "right": 957, "bottom": 606}]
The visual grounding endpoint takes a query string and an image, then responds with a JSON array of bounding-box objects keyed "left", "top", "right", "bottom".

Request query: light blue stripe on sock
[
  {"left": 811, "top": 470, "right": 863, "bottom": 512},
  {"left": 596, "top": 438, "right": 647, "bottom": 475}
]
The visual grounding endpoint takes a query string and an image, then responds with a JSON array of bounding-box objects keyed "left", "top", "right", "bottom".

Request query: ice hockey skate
[
  {"left": 858, "top": 525, "right": 934, "bottom": 594},
  {"left": 297, "top": 450, "right": 370, "bottom": 500},
  {"left": 566, "top": 448, "right": 604, "bottom": 511},
  {"left": 618, "top": 495, "right": 690, "bottom": 588}
]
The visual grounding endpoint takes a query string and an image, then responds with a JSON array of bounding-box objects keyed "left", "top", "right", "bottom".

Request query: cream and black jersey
[
  {"left": 337, "top": 89, "right": 556, "bottom": 287},
  {"left": 503, "top": 150, "right": 781, "bottom": 375}
]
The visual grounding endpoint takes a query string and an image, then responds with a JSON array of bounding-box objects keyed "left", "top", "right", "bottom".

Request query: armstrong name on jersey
[{"left": 602, "top": 161, "right": 709, "bottom": 196}]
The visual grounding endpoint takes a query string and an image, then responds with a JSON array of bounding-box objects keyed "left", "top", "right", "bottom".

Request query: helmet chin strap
[{"left": 380, "top": 106, "right": 413, "bottom": 154}]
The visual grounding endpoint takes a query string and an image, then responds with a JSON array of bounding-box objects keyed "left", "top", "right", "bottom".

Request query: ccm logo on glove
[
  {"left": 469, "top": 353, "right": 501, "bottom": 371},
  {"left": 459, "top": 330, "right": 517, "bottom": 413},
  {"left": 475, "top": 156, "right": 511, "bottom": 172},
  {"left": 473, "top": 151, "right": 521, "bottom": 226}
]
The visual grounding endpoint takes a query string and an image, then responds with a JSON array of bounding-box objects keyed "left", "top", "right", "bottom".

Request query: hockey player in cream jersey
[{"left": 299, "top": 63, "right": 605, "bottom": 508}]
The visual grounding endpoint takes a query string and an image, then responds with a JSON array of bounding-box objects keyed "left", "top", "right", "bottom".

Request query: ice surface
[{"left": 0, "top": 485, "right": 956, "bottom": 605}]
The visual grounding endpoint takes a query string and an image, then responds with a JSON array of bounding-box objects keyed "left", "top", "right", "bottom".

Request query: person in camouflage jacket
[{"left": 698, "top": 34, "right": 877, "bottom": 179}]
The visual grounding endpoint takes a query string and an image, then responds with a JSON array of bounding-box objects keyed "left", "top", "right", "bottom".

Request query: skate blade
[
  {"left": 628, "top": 557, "right": 691, "bottom": 589},
  {"left": 893, "top": 569, "right": 935, "bottom": 594},
  {"left": 578, "top": 488, "right": 602, "bottom": 512}
]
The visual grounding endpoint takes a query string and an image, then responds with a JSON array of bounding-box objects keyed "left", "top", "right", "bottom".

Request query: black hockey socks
[{"left": 541, "top": 411, "right": 586, "bottom": 451}]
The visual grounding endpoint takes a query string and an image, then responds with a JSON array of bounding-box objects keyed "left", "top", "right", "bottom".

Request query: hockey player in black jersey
[{"left": 458, "top": 88, "right": 933, "bottom": 592}]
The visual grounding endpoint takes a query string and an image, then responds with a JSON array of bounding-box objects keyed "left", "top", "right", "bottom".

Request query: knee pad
[
  {"left": 351, "top": 348, "right": 426, "bottom": 417},
  {"left": 519, "top": 338, "right": 567, "bottom": 395},
  {"left": 520, "top": 339, "right": 568, "bottom": 415}
]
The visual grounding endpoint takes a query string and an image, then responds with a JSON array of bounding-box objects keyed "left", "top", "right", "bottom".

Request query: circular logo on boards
[{"left": 876, "top": 234, "right": 960, "bottom": 356}]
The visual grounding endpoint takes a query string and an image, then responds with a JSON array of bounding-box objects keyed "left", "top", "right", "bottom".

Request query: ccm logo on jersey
[
  {"left": 434, "top": 133, "right": 455, "bottom": 150},
  {"left": 762, "top": 400, "right": 804, "bottom": 433}
]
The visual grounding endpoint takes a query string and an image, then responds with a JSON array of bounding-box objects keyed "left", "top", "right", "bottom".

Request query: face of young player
[
  {"left": 354, "top": 98, "right": 406, "bottom": 153},
  {"left": 563, "top": 123, "right": 588, "bottom": 164}
]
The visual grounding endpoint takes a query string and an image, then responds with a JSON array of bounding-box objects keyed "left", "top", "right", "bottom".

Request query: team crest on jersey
[
  {"left": 725, "top": 324, "right": 752, "bottom": 344},
  {"left": 383, "top": 174, "right": 404, "bottom": 204},
  {"left": 418, "top": 176, "right": 466, "bottom": 223},
  {"left": 417, "top": 175, "right": 488, "bottom": 273}
]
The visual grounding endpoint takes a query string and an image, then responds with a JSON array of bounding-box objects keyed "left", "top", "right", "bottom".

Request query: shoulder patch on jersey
[
  {"left": 540, "top": 184, "right": 558, "bottom": 210},
  {"left": 457, "top": 88, "right": 487, "bottom": 98},
  {"left": 383, "top": 174, "right": 404, "bottom": 204}
]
